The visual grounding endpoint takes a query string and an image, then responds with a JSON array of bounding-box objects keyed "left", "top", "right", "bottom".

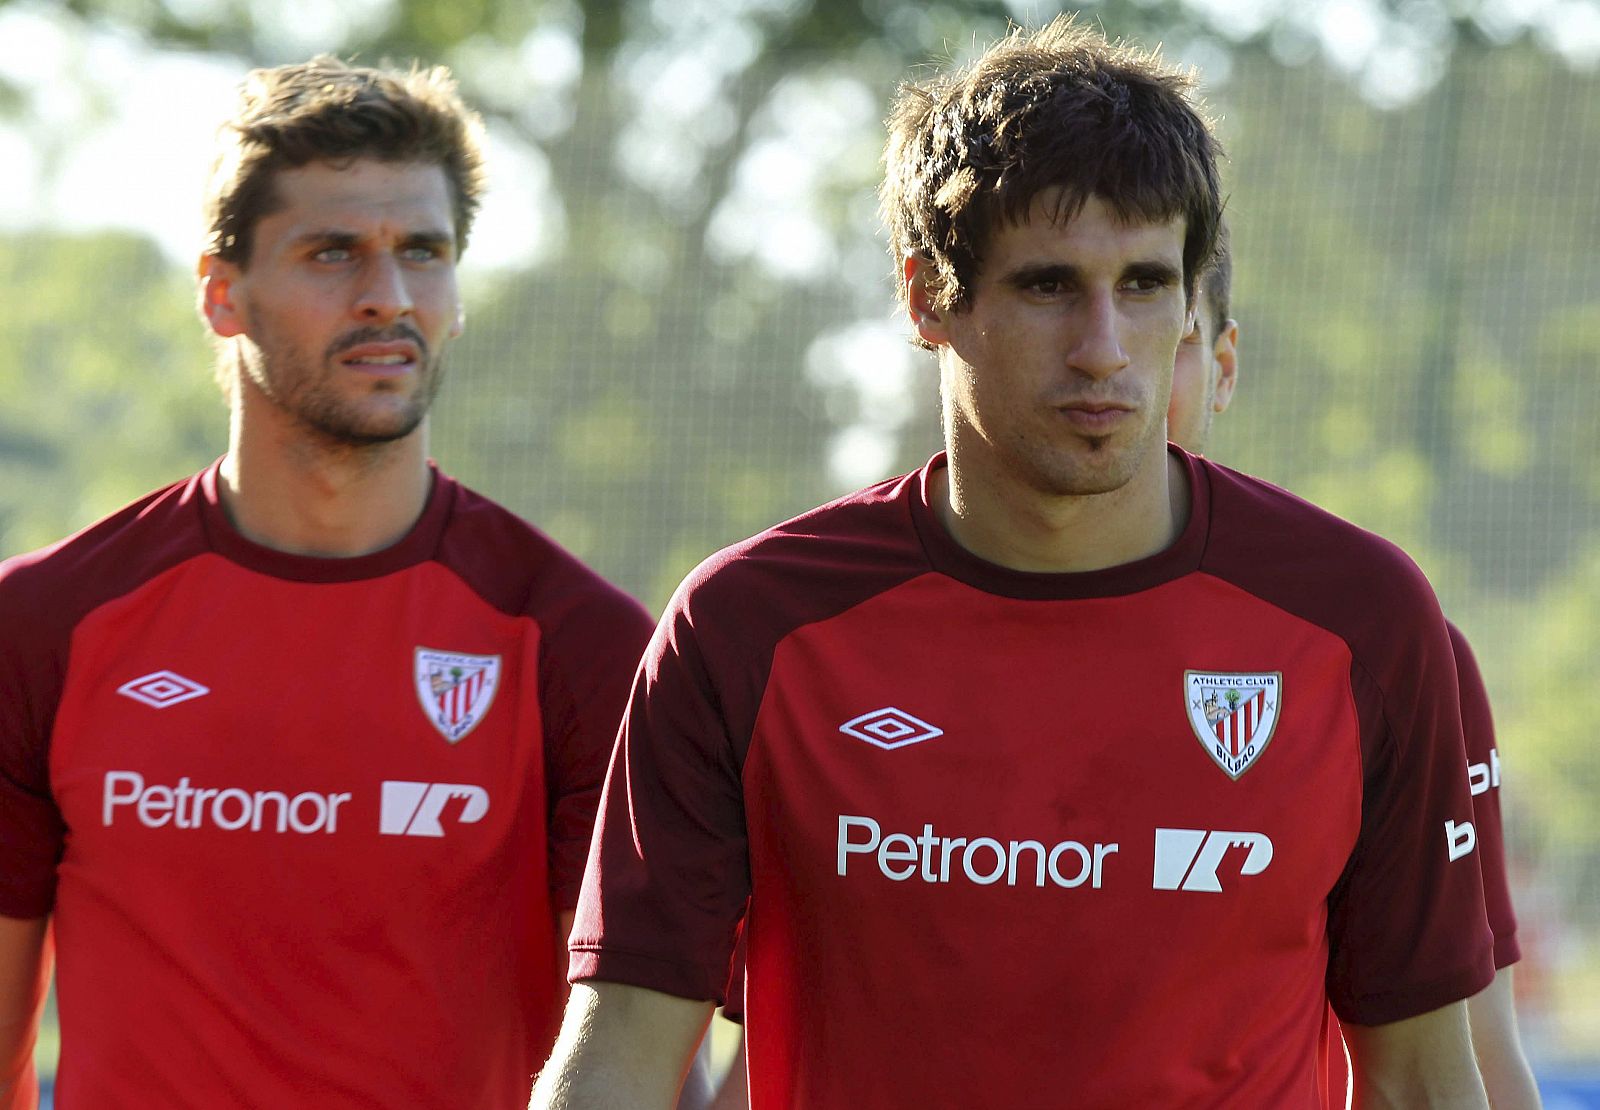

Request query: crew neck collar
[
  {"left": 195, "top": 458, "right": 455, "bottom": 583},
  {"left": 908, "top": 446, "right": 1211, "bottom": 600}
]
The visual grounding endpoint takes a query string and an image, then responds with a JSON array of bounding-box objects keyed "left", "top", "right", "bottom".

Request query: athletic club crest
[
  {"left": 1184, "top": 671, "right": 1282, "bottom": 779},
  {"left": 414, "top": 648, "right": 501, "bottom": 743}
]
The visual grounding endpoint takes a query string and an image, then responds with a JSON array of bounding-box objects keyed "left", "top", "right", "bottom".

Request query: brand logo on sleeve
[
  {"left": 1184, "top": 671, "right": 1282, "bottom": 779},
  {"left": 1153, "top": 828, "right": 1275, "bottom": 891},
  {"left": 414, "top": 649, "right": 500, "bottom": 743},
  {"left": 379, "top": 781, "right": 490, "bottom": 837},
  {"left": 838, "top": 708, "right": 944, "bottom": 751},
  {"left": 1468, "top": 749, "right": 1500, "bottom": 796},
  {"left": 116, "top": 670, "right": 211, "bottom": 709},
  {"left": 1445, "top": 818, "right": 1477, "bottom": 861}
]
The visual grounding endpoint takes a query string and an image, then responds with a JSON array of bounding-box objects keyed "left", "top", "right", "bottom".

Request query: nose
[
  {"left": 1067, "top": 292, "right": 1129, "bottom": 380},
  {"left": 353, "top": 255, "right": 414, "bottom": 323}
]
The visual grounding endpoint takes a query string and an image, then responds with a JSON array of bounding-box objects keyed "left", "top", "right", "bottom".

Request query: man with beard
[
  {"left": 0, "top": 58, "right": 652, "bottom": 1108},
  {"left": 534, "top": 16, "right": 1493, "bottom": 1109}
]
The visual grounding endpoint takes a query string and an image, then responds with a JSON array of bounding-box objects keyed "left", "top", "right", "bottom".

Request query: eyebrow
[
  {"left": 291, "top": 229, "right": 456, "bottom": 253},
  {"left": 1001, "top": 259, "right": 1183, "bottom": 289}
]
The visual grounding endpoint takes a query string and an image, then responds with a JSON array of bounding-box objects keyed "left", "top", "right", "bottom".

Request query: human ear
[
  {"left": 199, "top": 255, "right": 247, "bottom": 339},
  {"left": 905, "top": 254, "right": 952, "bottom": 347},
  {"left": 1211, "top": 319, "right": 1239, "bottom": 414}
]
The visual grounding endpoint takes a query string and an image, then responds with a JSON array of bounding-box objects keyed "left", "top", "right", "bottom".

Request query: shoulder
[
  {"left": 0, "top": 472, "right": 209, "bottom": 635},
  {"left": 434, "top": 477, "right": 651, "bottom": 633},
  {"left": 668, "top": 469, "right": 928, "bottom": 635},
  {"left": 1197, "top": 459, "right": 1443, "bottom": 644}
]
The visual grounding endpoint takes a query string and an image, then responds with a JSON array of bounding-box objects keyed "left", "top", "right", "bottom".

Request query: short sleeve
[
  {"left": 0, "top": 557, "right": 68, "bottom": 919},
  {"left": 538, "top": 589, "right": 655, "bottom": 912},
  {"left": 1324, "top": 599, "right": 1496, "bottom": 1025},
  {"left": 567, "top": 588, "right": 751, "bottom": 1003},
  {"left": 1448, "top": 623, "right": 1520, "bottom": 968}
]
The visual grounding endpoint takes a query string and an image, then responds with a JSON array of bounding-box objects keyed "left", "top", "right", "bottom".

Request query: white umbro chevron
[
  {"left": 839, "top": 707, "right": 944, "bottom": 751},
  {"left": 116, "top": 670, "right": 211, "bottom": 709}
]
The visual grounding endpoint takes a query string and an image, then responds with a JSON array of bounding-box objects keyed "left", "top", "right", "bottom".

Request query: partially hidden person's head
[
  {"left": 881, "top": 15, "right": 1223, "bottom": 323},
  {"left": 1167, "top": 219, "right": 1238, "bottom": 454},
  {"left": 197, "top": 57, "right": 487, "bottom": 445}
]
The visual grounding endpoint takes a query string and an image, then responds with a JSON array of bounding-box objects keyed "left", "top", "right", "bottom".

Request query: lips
[
  {"left": 337, "top": 340, "right": 420, "bottom": 369},
  {"left": 1058, "top": 402, "right": 1135, "bottom": 433}
]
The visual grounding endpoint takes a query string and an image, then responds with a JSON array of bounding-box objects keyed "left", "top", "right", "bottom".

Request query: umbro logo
[
  {"left": 116, "top": 670, "right": 210, "bottom": 709},
  {"left": 839, "top": 707, "right": 943, "bottom": 751}
]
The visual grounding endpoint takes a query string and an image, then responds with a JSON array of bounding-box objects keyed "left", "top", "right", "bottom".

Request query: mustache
[{"left": 325, "top": 324, "right": 429, "bottom": 361}]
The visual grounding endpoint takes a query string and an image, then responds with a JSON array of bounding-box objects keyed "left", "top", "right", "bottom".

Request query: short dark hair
[
  {"left": 203, "top": 56, "right": 487, "bottom": 266},
  {"left": 882, "top": 16, "right": 1222, "bottom": 315},
  {"left": 1198, "top": 218, "right": 1231, "bottom": 336}
]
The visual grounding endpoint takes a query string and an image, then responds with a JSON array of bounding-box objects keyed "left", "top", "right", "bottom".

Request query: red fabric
[
  {"left": 571, "top": 450, "right": 1494, "bottom": 1108},
  {"left": 0, "top": 461, "right": 650, "bottom": 1109}
]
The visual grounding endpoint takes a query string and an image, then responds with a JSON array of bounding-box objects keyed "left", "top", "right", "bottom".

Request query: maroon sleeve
[
  {"left": 567, "top": 577, "right": 753, "bottom": 1002},
  {"left": 1449, "top": 622, "right": 1520, "bottom": 968},
  {"left": 434, "top": 480, "right": 655, "bottom": 913},
  {"left": 0, "top": 477, "right": 212, "bottom": 920},
  {"left": 0, "top": 554, "right": 68, "bottom": 919},
  {"left": 568, "top": 475, "right": 929, "bottom": 1002},
  {"left": 536, "top": 584, "right": 654, "bottom": 912},
  {"left": 1201, "top": 461, "right": 1495, "bottom": 1026},
  {"left": 721, "top": 925, "right": 748, "bottom": 1024}
]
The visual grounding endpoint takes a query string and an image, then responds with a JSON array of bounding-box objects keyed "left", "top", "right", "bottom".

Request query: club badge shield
[
  {"left": 415, "top": 648, "right": 501, "bottom": 743},
  {"left": 1184, "top": 671, "right": 1282, "bottom": 779}
]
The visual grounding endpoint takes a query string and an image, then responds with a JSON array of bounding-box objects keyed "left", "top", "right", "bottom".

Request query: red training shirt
[
  {"left": 571, "top": 450, "right": 1494, "bottom": 1109},
  {"left": 0, "top": 461, "right": 652, "bottom": 1109}
]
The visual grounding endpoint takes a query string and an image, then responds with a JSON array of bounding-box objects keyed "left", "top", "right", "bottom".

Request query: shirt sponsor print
[
  {"left": 99, "top": 771, "right": 489, "bottom": 839},
  {"left": 414, "top": 648, "right": 501, "bottom": 743},
  {"left": 1184, "top": 670, "right": 1282, "bottom": 779}
]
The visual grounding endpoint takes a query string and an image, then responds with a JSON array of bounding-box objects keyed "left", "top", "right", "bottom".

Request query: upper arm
[
  {"left": 532, "top": 980, "right": 714, "bottom": 1110},
  {"left": 1344, "top": 1001, "right": 1488, "bottom": 1110},
  {"left": 0, "top": 915, "right": 50, "bottom": 1100}
]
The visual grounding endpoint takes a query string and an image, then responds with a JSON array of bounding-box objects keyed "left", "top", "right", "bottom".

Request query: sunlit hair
[
  {"left": 1198, "top": 218, "right": 1231, "bottom": 336},
  {"left": 202, "top": 56, "right": 487, "bottom": 266},
  {"left": 882, "top": 16, "right": 1222, "bottom": 321}
]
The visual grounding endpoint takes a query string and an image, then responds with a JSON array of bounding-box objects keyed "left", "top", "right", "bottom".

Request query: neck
[
  {"left": 935, "top": 443, "right": 1188, "bottom": 574},
  {"left": 219, "top": 392, "right": 433, "bottom": 559}
]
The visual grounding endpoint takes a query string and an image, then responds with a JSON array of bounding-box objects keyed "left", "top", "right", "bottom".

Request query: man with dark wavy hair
[
  {"left": 535, "top": 18, "right": 1493, "bottom": 1107},
  {"left": 0, "top": 58, "right": 652, "bottom": 1108}
]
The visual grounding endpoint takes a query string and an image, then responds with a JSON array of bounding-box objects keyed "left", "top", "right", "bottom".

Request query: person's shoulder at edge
[
  {"left": 0, "top": 467, "right": 209, "bottom": 624},
  {"left": 662, "top": 464, "right": 930, "bottom": 624},
  {"left": 429, "top": 469, "right": 652, "bottom": 625},
  {"left": 1193, "top": 453, "right": 1443, "bottom": 619}
]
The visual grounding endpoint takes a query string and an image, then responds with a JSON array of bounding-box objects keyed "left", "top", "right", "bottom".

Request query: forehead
[
  {"left": 981, "top": 190, "right": 1186, "bottom": 274},
  {"left": 258, "top": 159, "right": 454, "bottom": 240}
]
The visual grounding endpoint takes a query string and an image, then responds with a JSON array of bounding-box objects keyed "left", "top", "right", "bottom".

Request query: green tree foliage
[{"left": 0, "top": 231, "right": 221, "bottom": 555}]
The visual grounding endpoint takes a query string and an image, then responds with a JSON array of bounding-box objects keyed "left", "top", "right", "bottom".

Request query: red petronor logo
[
  {"left": 1184, "top": 671, "right": 1282, "bottom": 780},
  {"left": 414, "top": 648, "right": 501, "bottom": 744}
]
